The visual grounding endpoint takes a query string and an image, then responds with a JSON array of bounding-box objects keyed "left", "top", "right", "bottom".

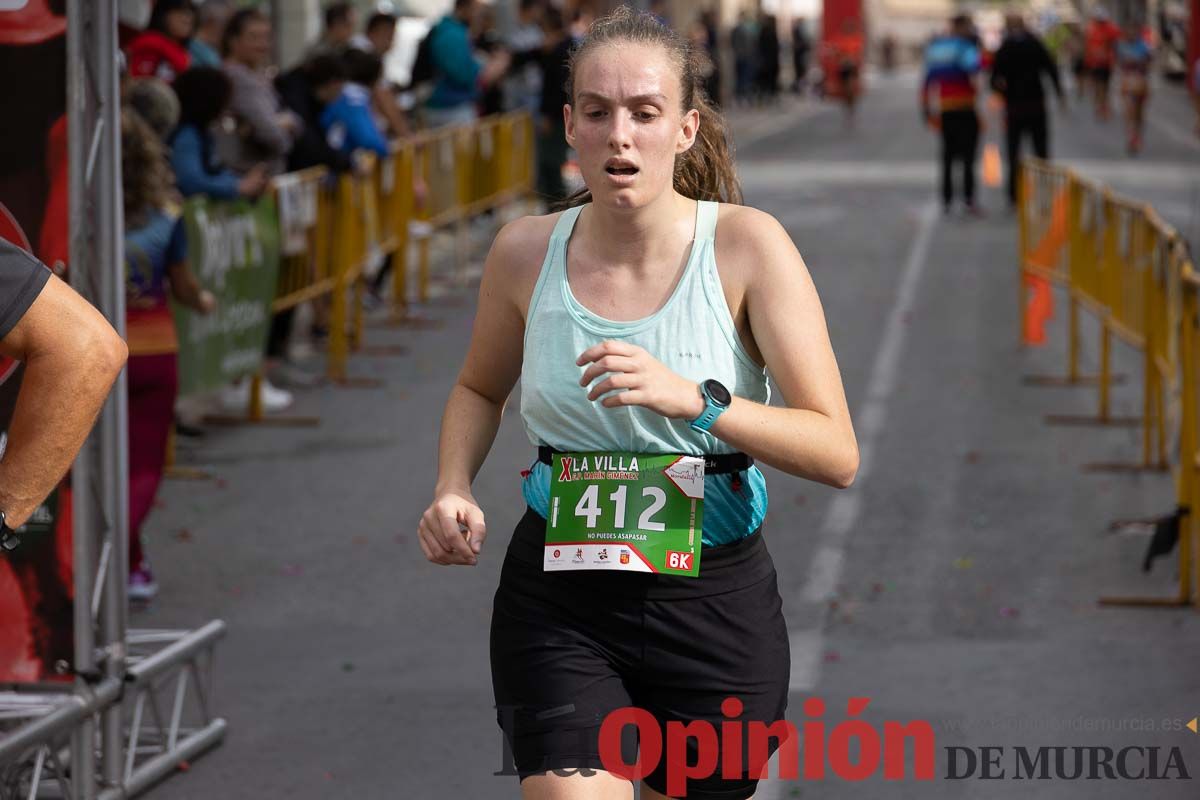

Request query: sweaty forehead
[{"left": 574, "top": 42, "right": 681, "bottom": 103}]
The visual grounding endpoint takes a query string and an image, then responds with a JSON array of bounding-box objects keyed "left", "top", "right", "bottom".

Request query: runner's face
[{"left": 566, "top": 43, "right": 698, "bottom": 209}]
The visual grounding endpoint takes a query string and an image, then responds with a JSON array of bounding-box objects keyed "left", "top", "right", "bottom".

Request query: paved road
[{"left": 145, "top": 70, "right": 1200, "bottom": 798}]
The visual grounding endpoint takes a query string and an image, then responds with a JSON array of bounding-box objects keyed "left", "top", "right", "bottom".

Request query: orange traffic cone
[{"left": 982, "top": 143, "right": 1003, "bottom": 188}]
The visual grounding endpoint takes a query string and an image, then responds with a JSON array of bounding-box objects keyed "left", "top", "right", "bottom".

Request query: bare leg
[
  {"left": 642, "top": 783, "right": 753, "bottom": 800},
  {"left": 521, "top": 769, "right": 634, "bottom": 800}
]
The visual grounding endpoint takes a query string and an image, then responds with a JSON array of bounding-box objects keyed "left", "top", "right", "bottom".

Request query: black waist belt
[{"left": 537, "top": 445, "right": 753, "bottom": 475}]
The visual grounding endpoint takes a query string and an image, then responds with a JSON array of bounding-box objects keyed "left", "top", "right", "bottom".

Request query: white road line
[
  {"left": 734, "top": 103, "right": 830, "bottom": 149},
  {"left": 797, "top": 199, "right": 938, "bottom": 614},
  {"left": 759, "top": 200, "right": 939, "bottom": 800},
  {"left": 1148, "top": 112, "right": 1200, "bottom": 152}
]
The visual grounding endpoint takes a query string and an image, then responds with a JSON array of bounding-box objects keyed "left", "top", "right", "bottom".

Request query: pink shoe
[{"left": 129, "top": 566, "right": 159, "bottom": 601}]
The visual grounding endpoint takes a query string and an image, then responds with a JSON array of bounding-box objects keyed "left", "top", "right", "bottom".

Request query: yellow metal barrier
[
  {"left": 282, "top": 112, "right": 535, "bottom": 381},
  {"left": 1018, "top": 156, "right": 1199, "bottom": 606}
]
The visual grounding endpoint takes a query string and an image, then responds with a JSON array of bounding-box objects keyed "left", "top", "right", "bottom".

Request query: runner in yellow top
[{"left": 418, "top": 8, "right": 858, "bottom": 799}]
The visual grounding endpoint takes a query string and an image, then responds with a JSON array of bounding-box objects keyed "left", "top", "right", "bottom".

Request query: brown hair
[
  {"left": 560, "top": 6, "right": 742, "bottom": 208},
  {"left": 121, "top": 108, "right": 173, "bottom": 228}
]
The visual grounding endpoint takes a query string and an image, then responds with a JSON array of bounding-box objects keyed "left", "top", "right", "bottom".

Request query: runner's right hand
[{"left": 418, "top": 490, "right": 486, "bottom": 566}]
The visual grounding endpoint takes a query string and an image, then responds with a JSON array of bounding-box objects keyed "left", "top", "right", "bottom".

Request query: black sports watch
[{"left": 0, "top": 510, "right": 19, "bottom": 552}]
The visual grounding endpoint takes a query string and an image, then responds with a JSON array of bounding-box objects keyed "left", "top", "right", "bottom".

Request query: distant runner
[
  {"left": 1082, "top": 8, "right": 1120, "bottom": 120},
  {"left": 1115, "top": 24, "right": 1152, "bottom": 154},
  {"left": 923, "top": 14, "right": 983, "bottom": 215}
]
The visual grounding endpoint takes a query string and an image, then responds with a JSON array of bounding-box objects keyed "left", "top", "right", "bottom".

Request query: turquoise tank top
[{"left": 519, "top": 200, "right": 771, "bottom": 546}]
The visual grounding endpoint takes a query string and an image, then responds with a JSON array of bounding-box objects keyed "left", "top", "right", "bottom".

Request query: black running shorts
[{"left": 490, "top": 507, "right": 791, "bottom": 800}]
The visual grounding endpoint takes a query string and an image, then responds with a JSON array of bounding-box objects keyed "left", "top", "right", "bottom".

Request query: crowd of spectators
[{"left": 117, "top": 0, "right": 618, "bottom": 602}]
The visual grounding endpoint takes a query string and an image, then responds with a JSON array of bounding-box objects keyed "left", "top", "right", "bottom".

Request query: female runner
[{"left": 419, "top": 8, "right": 858, "bottom": 799}]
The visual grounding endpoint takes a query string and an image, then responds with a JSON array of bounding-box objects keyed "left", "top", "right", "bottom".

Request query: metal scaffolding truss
[{"left": 0, "top": 2, "right": 226, "bottom": 797}]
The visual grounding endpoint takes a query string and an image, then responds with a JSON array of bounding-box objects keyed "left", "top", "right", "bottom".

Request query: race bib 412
[{"left": 545, "top": 451, "right": 704, "bottom": 577}]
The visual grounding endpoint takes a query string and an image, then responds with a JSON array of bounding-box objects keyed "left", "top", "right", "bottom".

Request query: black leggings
[
  {"left": 1005, "top": 112, "right": 1049, "bottom": 206},
  {"left": 940, "top": 109, "right": 980, "bottom": 207}
]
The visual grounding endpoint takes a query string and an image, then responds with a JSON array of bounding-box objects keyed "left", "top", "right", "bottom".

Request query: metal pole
[
  {"left": 95, "top": 0, "right": 129, "bottom": 791},
  {"left": 69, "top": 0, "right": 127, "bottom": 795},
  {"left": 66, "top": 0, "right": 98, "bottom": 793}
]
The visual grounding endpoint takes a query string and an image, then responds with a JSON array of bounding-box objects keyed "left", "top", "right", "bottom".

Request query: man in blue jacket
[{"left": 423, "top": 0, "right": 510, "bottom": 128}]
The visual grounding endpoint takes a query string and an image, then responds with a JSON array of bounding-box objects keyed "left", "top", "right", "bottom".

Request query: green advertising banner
[
  {"left": 546, "top": 452, "right": 705, "bottom": 576},
  {"left": 173, "top": 194, "right": 281, "bottom": 396}
]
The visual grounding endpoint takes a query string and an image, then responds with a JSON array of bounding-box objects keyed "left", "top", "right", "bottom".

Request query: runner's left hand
[{"left": 577, "top": 341, "right": 706, "bottom": 421}]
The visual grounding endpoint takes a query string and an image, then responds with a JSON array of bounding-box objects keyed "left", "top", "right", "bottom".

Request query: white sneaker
[
  {"left": 219, "top": 378, "right": 294, "bottom": 413},
  {"left": 259, "top": 377, "right": 294, "bottom": 411},
  {"left": 220, "top": 381, "right": 252, "bottom": 413}
]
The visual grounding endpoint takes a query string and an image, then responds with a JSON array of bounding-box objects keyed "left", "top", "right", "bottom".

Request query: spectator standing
[
  {"left": 307, "top": 1, "right": 358, "bottom": 61},
  {"left": 791, "top": 16, "right": 811, "bottom": 94},
  {"left": 126, "top": 0, "right": 195, "bottom": 82},
  {"left": 505, "top": 0, "right": 546, "bottom": 115},
  {"left": 169, "top": 69, "right": 290, "bottom": 414},
  {"left": 990, "top": 13, "right": 1063, "bottom": 207},
  {"left": 699, "top": 9, "right": 721, "bottom": 106},
  {"left": 120, "top": 109, "right": 215, "bottom": 599},
  {"left": 423, "top": 0, "right": 510, "bottom": 128},
  {"left": 688, "top": 18, "right": 718, "bottom": 109},
  {"left": 472, "top": 3, "right": 507, "bottom": 118},
  {"left": 188, "top": 0, "right": 231, "bottom": 68},
  {"left": 322, "top": 49, "right": 390, "bottom": 158},
  {"left": 923, "top": 14, "right": 983, "bottom": 215},
  {"left": 355, "top": 12, "right": 410, "bottom": 138},
  {"left": 276, "top": 54, "right": 352, "bottom": 173},
  {"left": 757, "top": 14, "right": 781, "bottom": 104},
  {"left": 535, "top": 6, "right": 571, "bottom": 204},
  {"left": 731, "top": 10, "right": 758, "bottom": 105},
  {"left": 220, "top": 8, "right": 301, "bottom": 176},
  {"left": 169, "top": 67, "right": 268, "bottom": 201}
]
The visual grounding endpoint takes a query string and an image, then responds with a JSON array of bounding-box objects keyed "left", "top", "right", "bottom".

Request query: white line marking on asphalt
[
  {"left": 796, "top": 199, "right": 938, "bottom": 614},
  {"left": 1148, "top": 113, "right": 1200, "bottom": 152},
  {"left": 760, "top": 200, "right": 940, "bottom": 800},
  {"left": 735, "top": 103, "right": 829, "bottom": 149}
]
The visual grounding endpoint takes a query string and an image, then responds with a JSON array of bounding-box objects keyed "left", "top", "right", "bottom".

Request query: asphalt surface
[{"left": 142, "top": 70, "right": 1200, "bottom": 799}]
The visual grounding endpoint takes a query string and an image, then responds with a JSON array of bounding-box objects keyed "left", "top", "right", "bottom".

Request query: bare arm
[
  {"left": 166, "top": 260, "right": 215, "bottom": 314},
  {"left": 705, "top": 209, "right": 858, "bottom": 487},
  {"left": 372, "top": 82, "right": 409, "bottom": 138},
  {"left": 419, "top": 218, "right": 540, "bottom": 566},
  {"left": 0, "top": 275, "right": 128, "bottom": 526},
  {"left": 579, "top": 207, "right": 858, "bottom": 488}
]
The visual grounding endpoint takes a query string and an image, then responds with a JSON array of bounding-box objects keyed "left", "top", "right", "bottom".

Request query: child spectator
[
  {"left": 276, "top": 54, "right": 353, "bottom": 173},
  {"left": 127, "top": 0, "right": 196, "bottom": 82},
  {"left": 169, "top": 67, "right": 268, "bottom": 200},
  {"left": 121, "top": 108, "right": 216, "bottom": 599},
  {"left": 322, "top": 48, "right": 390, "bottom": 157}
]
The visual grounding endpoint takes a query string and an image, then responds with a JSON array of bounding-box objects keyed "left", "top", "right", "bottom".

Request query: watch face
[{"left": 704, "top": 379, "right": 732, "bottom": 407}]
